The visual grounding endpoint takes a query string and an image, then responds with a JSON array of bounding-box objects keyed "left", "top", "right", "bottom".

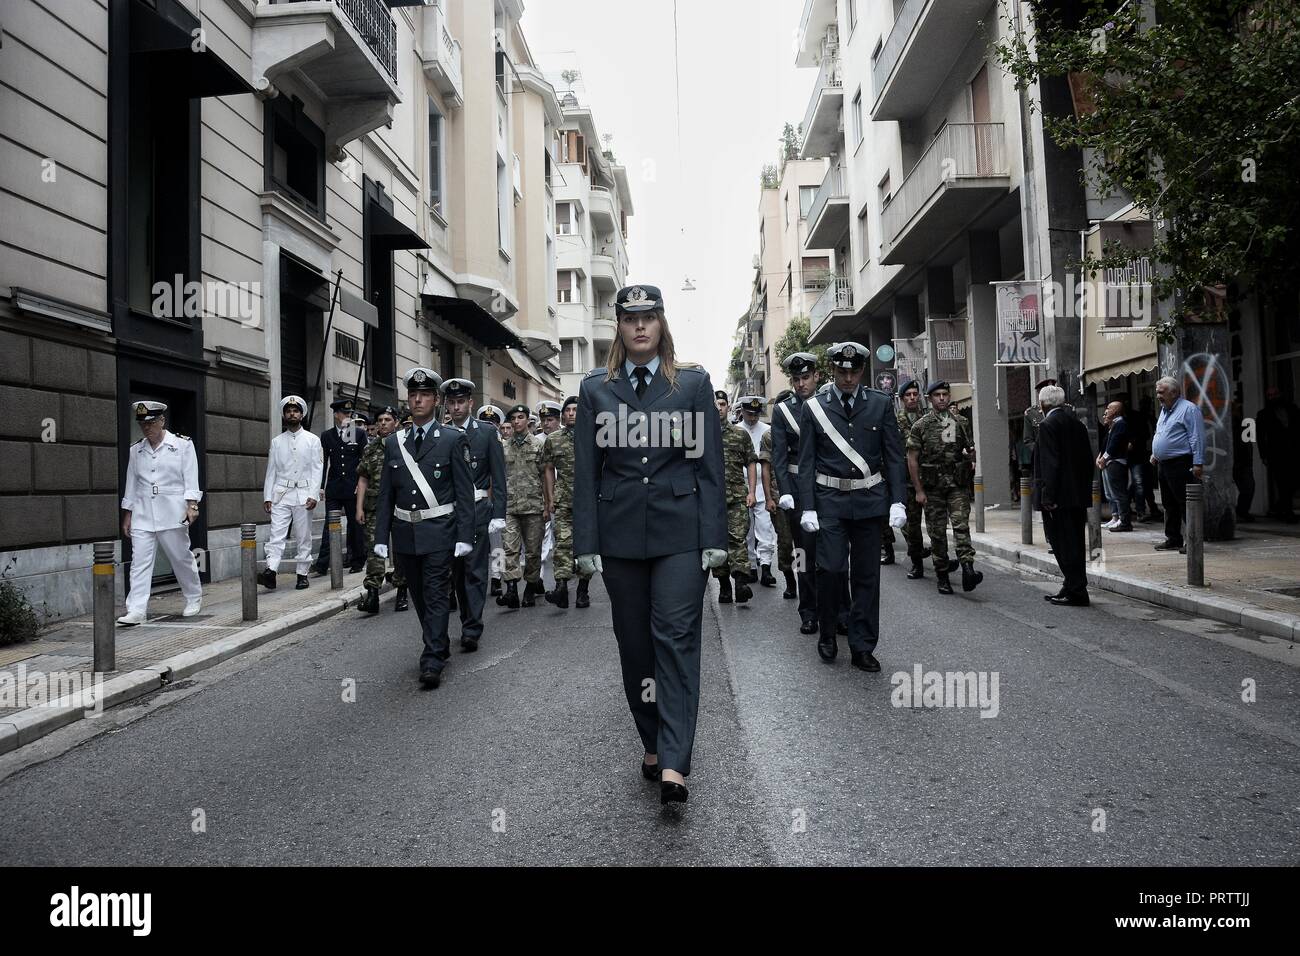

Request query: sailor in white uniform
[
  {"left": 258, "top": 395, "right": 324, "bottom": 589},
  {"left": 117, "top": 401, "right": 203, "bottom": 625}
]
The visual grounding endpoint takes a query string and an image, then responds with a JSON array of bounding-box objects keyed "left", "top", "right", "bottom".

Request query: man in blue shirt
[{"left": 1150, "top": 376, "right": 1205, "bottom": 552}]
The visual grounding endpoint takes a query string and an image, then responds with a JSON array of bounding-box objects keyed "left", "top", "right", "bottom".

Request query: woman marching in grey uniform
[{"left": 573, "top": 284, "right": 728, "bottom": 805}]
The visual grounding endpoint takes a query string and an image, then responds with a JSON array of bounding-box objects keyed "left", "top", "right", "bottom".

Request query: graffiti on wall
[{"left": 1182, "top": 352, "right": 1230, "bottom": 474}]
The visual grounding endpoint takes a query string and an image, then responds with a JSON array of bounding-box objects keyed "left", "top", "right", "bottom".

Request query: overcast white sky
[{"left": 520, "top": 0, "right": 815, "bottom": 388}]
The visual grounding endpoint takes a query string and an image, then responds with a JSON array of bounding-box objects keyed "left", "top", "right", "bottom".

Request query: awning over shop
[
  {"left": 367, "top": 200, "right": 430, "bottom": 252},
  {"left": 131, "top": 0, "right": 255, "bottom": 98},
  {"left": 421, "top": 294, "right": 526, "bottom": 352},
  {"left": 1082, "top": 313, "right": 1158, "bottom": 386}
]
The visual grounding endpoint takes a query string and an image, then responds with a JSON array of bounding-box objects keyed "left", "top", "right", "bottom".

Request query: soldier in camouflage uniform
[
  {"left": 906, "top": 381, "right": 984, "bottom": 595},
  {"left": 892, "top": 380, "right": 931, "bottom": 580},
  {"left": 354, "top": 404, "right": 406, "bottom": 614},
  {"left": 500, "top": 403, "right": 547, "bottom": 608},
  {"left": 714, "top": 390, "right": 756, "bottom": 604},
  {"left": 542, "top": 395, "right": 592, "bottom": 610}
]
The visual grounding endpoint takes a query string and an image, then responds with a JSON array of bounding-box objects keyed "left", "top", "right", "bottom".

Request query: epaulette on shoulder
[
  {"left": 676, "top": 361, "right": 702, "bottom": 370},
  {"left": 173, "top": 433, "right": 190, "bottom": 441},
  {"left": 583, "top": 367, "right": 607, "bottom": 380}
]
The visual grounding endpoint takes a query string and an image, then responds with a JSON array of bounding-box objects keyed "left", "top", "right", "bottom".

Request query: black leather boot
[
  {"left": 504, "top": 580, "right": 520, "bottom": 609},
  {"left": 937, "top": 568, "right": 954, "bottom": 595},
  {"left": 733, "top": 571, "right": 754, "bottom": 603},
  {"left": 394, "top": 586, "right": 408, "bottom": 612},
  {"left": 356, "top": 587, "right": 379, "bottom": 615},
  {"left": 782, "top": 569, "right": 797, "bottom": 599},
  {"left": 545, "top": 579, "right": 570, "bottom": 608},
  {"left": 760, "top": 564, "right": 777, "bottom": 587},
  {"left": 521, "top": 580, "right": 541, "bottom": 607},
  {"left": 490, "top": 577, "right": 502, "bottom": 597},
  {"left": 717, "top": 574, "right": 733, "bottom": 604},
  {"left": 906, "top": 558, "right": 925, "bottom": 580},
  {"left": 257, "top": 567, "right": 277, "bottom": 590},
  {"left": 575, "top": 577, "right": 590, "bottom": 608},
  {"left": 961, "top": 561, "right": 984, "bottom": 592},
  {"left": 881, "top": 538, "right": 895, "bottom": 565}
]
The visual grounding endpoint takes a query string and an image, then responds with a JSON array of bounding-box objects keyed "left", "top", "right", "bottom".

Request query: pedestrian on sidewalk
[
  {"left": 310, "top": 397, "right": 368, "bottom": 577},
  {"left": 259, "top": 396, "right": 323, "bottom": 591},
  {"left": 1257, "top": 386, "right": 1299, "bottom": 522},
  {"left": 116, "top": 401, "right": 204, "bottom": 626},
  {"left": 373, "top": 368, "right": 476, "bottom": 689},
  {"left": 572, "top": 283, "right": 728, "bottom": 806},
  {"left": 1033, "top": 385, "right": 1094, "bottom": 607},
  {"left": 1150, "top": 376, "right": 1206, "bottom": 553},
  {"left": 354, "top": 404, "right": 407, "bottom": 615},
  {"left": 1096, "top": 400, "right": 1133, "bottom": 531},
  {"left": 1124, "top": 401, "right": 1159, "bottom": 522}
]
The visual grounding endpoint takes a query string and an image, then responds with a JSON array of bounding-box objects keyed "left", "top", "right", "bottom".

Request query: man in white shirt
[
  {"left": 258, "top": 395, "right": 324, "bottom": 590},
  {"left": 117, "top": 401, "right": 203, "bottom": 625},
  {"left": 737, "top": 395, "right": 777, "bottom": 587}
]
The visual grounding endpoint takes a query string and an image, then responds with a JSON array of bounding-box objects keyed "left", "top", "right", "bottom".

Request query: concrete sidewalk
[
  {"left": 970, "top": 506, "right": 1300, "bottom": 641},
  {"left": 0, "top": 566, "right": 370, "bottom": 755}
]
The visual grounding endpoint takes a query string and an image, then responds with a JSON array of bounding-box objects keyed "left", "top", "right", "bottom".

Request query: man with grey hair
[
  {"left": 1032, "top": 385, "right": 1094, "bottom": 606},
  {"left": 1151, "top": 375, "right": 1205, "bottom": 553}
]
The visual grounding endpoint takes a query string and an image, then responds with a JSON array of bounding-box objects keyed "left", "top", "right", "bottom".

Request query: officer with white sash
[
  {"left": 796, "top": 342, "right": 908, "bottom": 672},
  {"left": 117, "top": 401, "right": 203, "bottom": 625}
]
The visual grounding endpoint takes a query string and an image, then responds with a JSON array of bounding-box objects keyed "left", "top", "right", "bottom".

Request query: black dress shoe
[
  {"left": 799, "top": 617, "right": 818, "bottom": 635},
  {"left": 835, "top": 620, "right": 848, "bottom": 636},
  {"left": 310, "top": 566, "right": 328, "bottom": 578},
  {"left": 782, "top": 570, "right": 797, "bottom": 599},
  {"left": 257, "top": 567, "right": 277, "bottom": 590},
  {"left": 1047, "top": 593, "right": 1090, "bottom": 607},
  {"left": 419, "top": 669, "right": 441, "bottom": 688},
  {"left": 460, "top": 637, "right": 479, "bottom": 653},
  {"left": 906, "top": 560, "right": 925, "bottom": 579},
  {"left": 1044, "top": 587, "right": 1066, "bottom": 600},
  {"left": 394, "top": 586, "right": 409, "bottom": 612},
  {"left": 348, "top": 563, "right": 365, "bottom": 574},
  {"left": 880, "top": 549, "right": 895, "bottom": 565},
  {"left": 575, "top": 578, "right": 590, "bottom": 608},
  {"left": 490, "top": 578, "right": 502, "bottom": 596},
  {"left": 851, "top": 651, "right": 881, "bottom": 672},
  {"left": 296, "top": 574, "right": 310, "bottom": 590},
  {"left": 641, "top": 760, "right": 661, "bottom": 781},
  {"left": 660, "top": 781, "right": 688, "bottom": 804},
  {"left": 1153, "top": 540, "right": 1183, "bottom": 551},
  {"left": 817, "top": 632, "right": 837, "bottom": 662}
]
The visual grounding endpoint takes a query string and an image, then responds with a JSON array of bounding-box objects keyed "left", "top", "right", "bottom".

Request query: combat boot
[
  {"left": 936, "top": 568, "right": 954, "bottom": 595},
  {"left": 504, "top": 580, "right": 520, "bottom": 609},
  {"left": 490, "top": 577, "right": 502, "bottom": 598},
  {"left": 881, "top": 538, "right": 895, "bottom": 565},
  {"left": 545, "top": 579, "right": 570, "bottom": 608},
  {"left": 257, "top": 567, "right": 277, "bottom": 590},
  {"left": 781, "top": 569, "right": 798, "bottom": 599},
  {"left": 760, "top": 564, "right": 777, "bottom": 587},
  {"left": 906, "top": 558, "right": 925, "bottom": 580},
  {"left": 733, "top": 572, "right": 753, "bottom": 603},
  {"left": 521, "top": 580, "right": 542, "bottom": 607},
  {"left": 575, "top": 578, "right": 590, "bottom": 609},
  {"left": 394, "top": 586, "right": 409, "bottom": 612},
  {"left": 717, "top": 574, "right": 734, "bottom": 604},
  {"left": 961, "top": 561, "right": 984, "bottom": 592},
  {"left": 356, "top": 587, "right": 379, "bottom": 615}
]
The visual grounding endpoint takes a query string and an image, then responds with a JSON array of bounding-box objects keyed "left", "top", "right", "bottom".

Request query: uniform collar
[{"left": 624, "top": 355, "right": 661, "bottom": 379}]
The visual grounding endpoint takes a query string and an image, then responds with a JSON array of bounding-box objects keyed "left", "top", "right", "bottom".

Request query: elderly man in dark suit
[{"left": 1033, "top": 384, "right": 1095, "bottom": 607}]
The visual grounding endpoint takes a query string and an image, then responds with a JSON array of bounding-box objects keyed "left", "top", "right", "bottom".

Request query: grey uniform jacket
[
  {"left": 374, "top": 425, "right": 476, "bottom": 555},
  {"left": 796, "top": 384, "right": 906, "bottom": 521},
  {"left": 769, "top": 394, "right": 803, "bottom": 504},
  {"left": 572, "top": 364, "right": 727, "bottom": 560},
  {"left": 457, "top": 418, "right": 508, "bottom": 528}
]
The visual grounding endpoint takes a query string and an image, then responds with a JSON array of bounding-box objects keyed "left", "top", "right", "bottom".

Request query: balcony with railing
[
  {"left": 253, "top": 0, "right": 401, "bottom": 151},
  {"left": 879, "top": 123, "right": 1010, "bottom": 265},
  {"left": 809, "top": 274, "right": 853, "bottom": 342},
  {"left": 588, "top": 185, "right": 616, "bottom": 231},
  {"left": 871, "top": 0, "right": 991, "bottom": 121},
  {"left": 421, "top": 0, "right": 464, "bottom": 109},
  {"left": 800, "top": 54, "right": 844, "bottom": 160},
  {"left": 805, "top": 163, "right": 849, "bottom": 248},
  {"left": 591, "top": 254, "right": 619, "bottom": 292}
]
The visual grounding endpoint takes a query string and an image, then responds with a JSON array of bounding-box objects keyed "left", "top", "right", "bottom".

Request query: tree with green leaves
[
  {"left": 773, "top": 316, "right": 829, "bottom": 378},
  {"left": 759, "top": 163, "right": 780, "bottom": 190},
  {"left": 996, "top": 0, "right": 1300, "bottom": 338},
  {"left": 781, "top": 122, "right": 804, "bottom": 168}
]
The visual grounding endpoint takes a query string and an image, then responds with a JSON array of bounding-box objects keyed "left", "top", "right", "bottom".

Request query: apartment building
[
  {"left": 0, "top": 0, "right": 594, "bottom": 620},
  {"left": 550, "top": 88, "right": 634, "bottom": 397}
]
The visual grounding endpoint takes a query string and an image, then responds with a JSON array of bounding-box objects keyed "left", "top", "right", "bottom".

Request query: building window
[
  {"left": 497, "top": 157, "right": 510, "bottom": 254},
  {"left": 852, "top": 90, "right": 863, "bottom": 147},
  {"left": 557, "top": 270, "right": 579, "bottom": 304},
  {"left": 858, "top": 208, "right": 870, "bottom": 263},
  {"left": 556, "top": 201, "right": 576, "bottom": 235},
  {"left": 784, "top": 191, "right": 790, "bottom": 227},
  {"left": 265, "top": 96, "right": 326, "bottom": 220},
  {"left": 878, "top": 171, "right": 892, "bottom": 207},
  {"left": 562, "top": 130, "right": 588, "bottom": 175},
  {"left": 559, "top": 338, "right": 575, "bottom": 373},
  {"left": 799, "top": 185, "right": 816, "bottom": 218},
  {"left": 428, "top": 99, "right": 444, "bottom": 215},
  {"left": 848, "top": 0, "right": 858, "bottom": 31}
]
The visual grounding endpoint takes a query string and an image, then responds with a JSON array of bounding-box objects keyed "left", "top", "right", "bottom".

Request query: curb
[
  {"left": 973, "top": 533, "right": 1299, "bottom": 642},
  {"left": 0, "top": 585, "right": 365, "bottom": 756}
]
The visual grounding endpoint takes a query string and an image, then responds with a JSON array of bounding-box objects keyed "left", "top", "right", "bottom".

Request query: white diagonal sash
[
  {"left": 806, "top": 394, "right": 877, "bottom": 480},
  {"left": 397, "top": 432, "right": 443, "bottom": 511},
  {"left": 778, "top": 400, "right": 800, "bottom": 436}
]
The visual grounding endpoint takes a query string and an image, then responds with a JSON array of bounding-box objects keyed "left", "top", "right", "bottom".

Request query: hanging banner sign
[
  {"left": 993, "top": 281, "right": 1046, "bottom": 365},
  {"left": 893, "top": 335, "right": 927, "bottom": 392},
  {"left": 926, "top": 319, "right": 969, "bottom": 385}
]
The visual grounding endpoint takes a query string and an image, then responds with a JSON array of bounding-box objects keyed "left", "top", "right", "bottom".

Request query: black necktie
[
  {"left": 412, "top": 426, "right": 423, "bottom": 456},
  {"left": 842, "top": 392, "right": 853, "bottom": 414},
  {"left": 634, "top": 367, "right": 649, "bottom": 399}
]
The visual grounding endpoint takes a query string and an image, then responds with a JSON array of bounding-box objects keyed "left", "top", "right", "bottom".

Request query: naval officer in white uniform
[
  {"left": 258, "top": 395, "right": 324, "bottom": 589},
  {"left": 117, "top": 401, "right": 204, "bottom": 625}
]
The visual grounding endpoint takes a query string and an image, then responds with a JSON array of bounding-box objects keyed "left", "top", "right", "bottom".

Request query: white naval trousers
[
  {"left": 265, "top": 502, "right": 314, "bottom": 573},
  {"left": 126, "top": 527, "right": 202, "bottom": 615},
  {"left": 746, "top": 504, "right": 776, "bottom": 568},
  {"left": 540, "top": 518, "right": 555, "bottom": 588}
]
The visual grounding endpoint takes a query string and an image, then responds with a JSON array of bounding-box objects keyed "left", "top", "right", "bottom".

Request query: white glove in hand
[
  {"left": 778, "top": 494, "right": 795, "bottom": 511},
  {"left": 701, "top": 548, "right": 728, "bottom": 571},
  {"left": 373, "top": 544, "right": 388, "bottom": 559},
  {"left": 576, "top": 553, "right": 603, "bottom": 576},
  {"left": 800, "top": 511, "right": 820, "bottom": 533},
  {"left": 889, "top": 502, "right": 907, "bottom": 529},
  {"left": 488, "top": 517, "right": 506, "bottom": 534},
  {"left": 453, "top": 542, "right": 472, "bottom": 558}
]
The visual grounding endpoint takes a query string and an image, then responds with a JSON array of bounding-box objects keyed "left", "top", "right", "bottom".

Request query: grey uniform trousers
[
  {"left": 452, "top": 524, "right": 490, "bottom": 642},
  {"left": 601, "top": 550, "right": 707, "bottom": 777}
]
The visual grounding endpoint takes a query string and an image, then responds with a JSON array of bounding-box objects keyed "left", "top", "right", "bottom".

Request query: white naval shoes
[
  {"left": 182, "top": 599, "right": 202, "bottom": 618},
  {"left": 116, "top": 611, "right": 146, "bottom": 626}
]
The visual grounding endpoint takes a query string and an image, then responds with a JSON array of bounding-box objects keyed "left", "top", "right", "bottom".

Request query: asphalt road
[{"left": 1, "top": 554, "right": 1297, "bottom": 866}]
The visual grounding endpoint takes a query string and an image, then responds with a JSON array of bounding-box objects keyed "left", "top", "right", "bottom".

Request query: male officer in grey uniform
[
  {"left": 312, "top": 396, "right": 368, "bottom": 575},
  {"left": 374, "top": 368, "right": 476, "bottom": 687},
  {"left": 440, "top": 377, "right": 507, "bottom": 652},
  {"left": 770, "top": 351, "right": 821, "bottom": 634},
  {"left": 797, "top": 342, "right": 908, "bottom": 671}
]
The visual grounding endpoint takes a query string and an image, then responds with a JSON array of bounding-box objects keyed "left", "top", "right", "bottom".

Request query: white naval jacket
[
  {"left": 262, "top": 427, "right": 324, "bottom": 508},
  {"left": 121, "top": 430, "right": 202, "bottom": 532}
]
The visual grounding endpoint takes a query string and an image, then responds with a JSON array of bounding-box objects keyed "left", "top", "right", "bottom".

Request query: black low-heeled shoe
[
  {"left": 641, "top": 760, "right": 660, "bottom": 781},
  {"left": 660, "top": 781, "right": 688, "bottom": 804}
]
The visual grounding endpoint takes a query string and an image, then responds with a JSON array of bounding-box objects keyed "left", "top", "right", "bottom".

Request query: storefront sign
[{"left": 993, "top": 281, "right": 1046, "bottom": 364}]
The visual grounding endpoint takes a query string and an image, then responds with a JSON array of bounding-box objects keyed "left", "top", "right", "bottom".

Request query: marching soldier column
[
  {"left": 499, "top": 404, "right": 548, "bottom": 609},
  {"left": 712, "top": 391, "right": 758, "bottom": 605},
  {"left": 542, "top": 395, "right": 593, "bottom": 609},
  {"left": 893, "top": 380, "right": 930, "bottom": 580}
]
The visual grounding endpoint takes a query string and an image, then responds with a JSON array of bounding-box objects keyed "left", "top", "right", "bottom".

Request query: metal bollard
[
  {"left": 241, "top": 522, "right": 258, "bottom": 621},
  {"left": 1088, "top": 475, "right": 1103, "bottom": 557},
  {"left": 1019, "top": 478, "right": 1033, "bottom": 545},
  {"left": 974, "top": 474, "right": 985, "bottom": 533},
  {"left": 1186, "top": 483, "right": 1205, "bottom": 586},
  {"left": 93, "top": 541, "right": 115, "bottom": 673},
  {"left": 328, "top": 509, "right": 344, "bottom": 590}
]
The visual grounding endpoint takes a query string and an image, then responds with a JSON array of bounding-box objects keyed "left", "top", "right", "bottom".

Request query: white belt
[
  {"left": 474, "top": 489, "right": 490, "bottom": 501},
  {"left": 787, "top": 464, "right": 799, "bottom": 474},
  {"left": 395, "top": 504, "right": 455, "bottom": 522},
  {"left": 816, "top": 471, "right": 882, "bottom": 492},
  {"left": 278, "top": 480, "right": 311, "bottom": 489}
]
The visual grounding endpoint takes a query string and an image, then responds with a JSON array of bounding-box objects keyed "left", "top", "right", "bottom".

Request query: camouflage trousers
[
  {"left": 922, "top": 485, "right": 975, "bottom": 567},
  {"left": 550, "top": 508, "right": 592, "bottom": 582},
  {"left": 714, "top": 499, "right": 752, "bottom": 579},
  {"left": 363, "top": 508, "right": 404, "bottom": 591},
  {"left": 774, "top": 505, "right": 794, "bottom": 573},
  {"left": 504, "top": 512, "right": 544, "bottom": 583}
]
